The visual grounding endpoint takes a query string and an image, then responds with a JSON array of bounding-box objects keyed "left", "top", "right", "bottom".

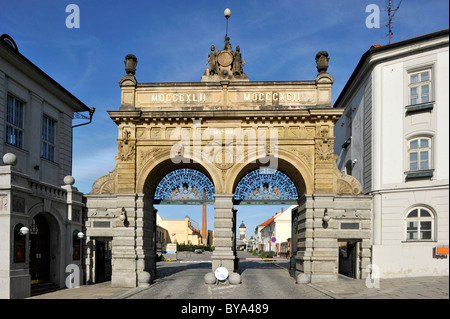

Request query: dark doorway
[
  {"left": 29, "top": 214, "right": 50, "bottom": 285},
  {"left": 95, "top": 238, "right": 112, "bottom": 283},
  {"left": 338, "top": 241, "right": 357, "bottom": 278}
]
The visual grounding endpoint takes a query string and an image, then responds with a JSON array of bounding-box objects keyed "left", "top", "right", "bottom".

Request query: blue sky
[{"left": 1, "top": 0, "right": 448, "bottom": 237}]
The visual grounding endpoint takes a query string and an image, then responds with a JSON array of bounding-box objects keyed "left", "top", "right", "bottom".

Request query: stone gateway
[{"left": 85, "top": 34, "right": 371, "bottom": 287}]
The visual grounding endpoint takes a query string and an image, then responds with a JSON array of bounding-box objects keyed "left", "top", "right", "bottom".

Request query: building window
[
  {"left": 408, "top": 137, "right": 431, "bottom": 171},
  {"left": 42, "top": 116, "right": 56, "bottom": 161},
  {"left": 6, "top": 95, "right": 24, "bottom": 148},
  {"left": 406, "top": 207, "right": 434, "bottom": 241},
  {"left": 409, "top": 69, "right": 431, "bottom": 105}
]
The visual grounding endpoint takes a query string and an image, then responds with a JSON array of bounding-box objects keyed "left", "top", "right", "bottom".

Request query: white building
[
  {"left": 334, "top": 29, "right": 449, "bottom": 278},
  {"left": 0, "top": 34, "right": 93, "bottom": 298},
  {"left": 256, "top": 206, "right": 294, "bottom": 256}
]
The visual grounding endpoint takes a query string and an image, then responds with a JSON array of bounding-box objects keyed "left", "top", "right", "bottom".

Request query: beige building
[
  {"left": 0, "top": 34, "right": 93, "bottom": 298},
  {"left": 156, "top": 213, "right": 202, "bottom": 246}
]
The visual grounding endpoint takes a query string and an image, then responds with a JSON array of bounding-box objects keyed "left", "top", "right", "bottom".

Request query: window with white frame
[
  {"left": 42, "top": 115, "right": 56, "bottom": 161},
  {"left": 408, "top": 137, "right": 431, "bottom": 171},
  {"left": 409, "top": 69, "right": 431, "bottom": 105},
  {"left": 405, "top": 207, "right": 434, "bottom": 241},
  {"left": 6, "top": 94, "right": 24, "bottom": 148}
]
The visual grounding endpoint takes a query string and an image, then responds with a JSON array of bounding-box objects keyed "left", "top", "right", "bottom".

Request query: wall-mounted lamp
[
  {"left": 77, "top": 232, "right": 84, "bottom": 239},
  {"left": 322, "top": 208, "right": 331, "bottom": 223},
  {"left": 119, "top": 207, "right": 127, "bottom": 222},
  {"left": 19, "top": 226, "right": 29, "bottom": 236}
]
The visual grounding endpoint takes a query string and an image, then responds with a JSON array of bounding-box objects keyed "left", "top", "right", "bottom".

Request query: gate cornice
[{"left": 108, "top": 108, "right": 343, "bottom": 124}]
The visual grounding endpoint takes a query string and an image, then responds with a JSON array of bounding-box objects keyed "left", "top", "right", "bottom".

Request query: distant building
[
  {"left": 156, "top": 213, "right": 203, "bottom": 246},
  {"left": 255, "top": 206, "right": 295, "bottom": 256},
  {"left": 334, "top": 29, "right": 449, "bottom": 278},
  {"left": 0, "top": 34, "right": 93, "bottom": 298}
]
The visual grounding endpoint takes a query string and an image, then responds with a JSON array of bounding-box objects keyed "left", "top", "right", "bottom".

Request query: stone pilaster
[
  {"left": 110, "top": 194, "right": 138, "bottom": 288},
  {"left": 135, "top": 194, "right": 156, "bottom": 282},
  {"left": 211, "top": 194, "right": 235, "bottom": 272}
]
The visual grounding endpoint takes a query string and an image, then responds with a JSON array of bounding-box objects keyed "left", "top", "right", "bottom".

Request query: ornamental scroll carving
[
  {"left": 90, "top": 168, "right": 117, "bottom": 194},
  {"left": 334, "top": 166, "right": 362, "bottom": 195}
]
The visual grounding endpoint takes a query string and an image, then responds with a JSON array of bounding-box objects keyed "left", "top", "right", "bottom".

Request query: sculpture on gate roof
[{"left": 202, "top": 35, "right": 248, "bottom": 82}]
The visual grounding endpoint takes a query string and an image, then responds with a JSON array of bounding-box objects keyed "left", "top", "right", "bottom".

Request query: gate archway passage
[{"left": 85, "top": 41, "right": 372, "bottom": 287}]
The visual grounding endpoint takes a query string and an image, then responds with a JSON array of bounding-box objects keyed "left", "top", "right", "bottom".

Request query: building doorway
[
  {"left": 29, "top": 214, "right": 51, "bottom": 285},
  {"left": 338, "top": 241, "right": 357, "bottom": 278},
  {"left": 95, "top": 238, "right": 112, "bottom": 283}
]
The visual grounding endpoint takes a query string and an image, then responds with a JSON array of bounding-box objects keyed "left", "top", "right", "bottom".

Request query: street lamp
[
  {"left": 19, "top": 226, "right": 29, "bottom": 236},
  {"left": 224, "top": 8, "right": 231, "bottom": 37}
]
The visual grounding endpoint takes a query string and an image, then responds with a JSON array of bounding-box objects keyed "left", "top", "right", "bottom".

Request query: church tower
[{"left": 239, "top": 221, "right": 246, "bottom": 240}]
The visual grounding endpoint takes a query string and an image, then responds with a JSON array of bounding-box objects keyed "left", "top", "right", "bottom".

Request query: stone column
[{"left": 211, "top": 194, "right": 235, "bottom": 272}]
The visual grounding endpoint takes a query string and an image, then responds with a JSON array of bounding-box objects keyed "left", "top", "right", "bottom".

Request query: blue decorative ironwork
[
  {"left": 154, "top": 168, "right": 215, "bottom": 201},
  {"left": 234, "top": 168, "right": 298, "bottom": 201}
]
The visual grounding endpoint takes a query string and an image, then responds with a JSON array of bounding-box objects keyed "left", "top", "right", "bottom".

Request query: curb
[{"left": 307, "top": 283, "right": 343, "bottom": 299}]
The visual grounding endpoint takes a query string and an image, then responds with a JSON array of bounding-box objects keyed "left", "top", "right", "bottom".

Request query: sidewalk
[
  {"left": 309, "top": 275, "right": 449, "bottom": 299},
  {"left": 27, "top": 281, "right": 140, "bottom": 299}
]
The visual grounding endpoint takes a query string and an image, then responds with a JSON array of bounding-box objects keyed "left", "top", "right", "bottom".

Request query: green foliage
[
  {"left": 260, "top": 251, "right": 274, "bottom": 258},
  {"left": 176, "top": 243, "right": 214, "bottom": 252}
]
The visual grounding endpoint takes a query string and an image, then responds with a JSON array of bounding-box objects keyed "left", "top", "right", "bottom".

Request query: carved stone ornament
[
  {"left": 315, "top": 140, "right": 333, "bottom": 161},
  {"left": 315, "top": 51, "right": 329, "bottom": 73},
  {"left": 334, "top": 166, "right": 362, "bottom": 195},
  {"left": 90, "top": 168, "right": 117, "bottom": 194},
  {"left": 218, "top": 51, "right": 233, "bottom": 67},
  {"left": 118, "top": 130, "right": 135, "bottom": 162},
  {"left": 213, "top": 147, "right": 234, "bottom": 171},
  {"left": 124, "top": 54, "right": 137, "bottom": 75},
  {"left": 202, "top": 35, "right": 248, "bottom": 81}
]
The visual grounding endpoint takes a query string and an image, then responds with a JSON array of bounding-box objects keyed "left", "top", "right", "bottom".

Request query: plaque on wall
[
  {"left": 340, "top": 222, "right": 360, "bottom": 230},
  {"left": 93, "top": 221, "right": 111, "bottom": 228}
]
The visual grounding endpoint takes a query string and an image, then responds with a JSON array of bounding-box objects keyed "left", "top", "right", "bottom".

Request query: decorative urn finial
[
  {"left": 124, "top": 54, "right": 137, "bottom": 75},
  {"left": 315, "top": 51, "right": 329, "bottom": 73}
]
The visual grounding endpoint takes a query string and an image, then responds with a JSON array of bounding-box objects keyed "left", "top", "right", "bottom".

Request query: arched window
[
  {"left": 408, "top": 137, "right": 431, "bottom": 171},
  {"left": 405, "top": 207, "right": 434, "bottom": 241},
  {"left": 154, "top": 168, "right": 215, "bottom": 202},
  {"left": 234, "top": 168, "right": 298, "bottom": 201}
]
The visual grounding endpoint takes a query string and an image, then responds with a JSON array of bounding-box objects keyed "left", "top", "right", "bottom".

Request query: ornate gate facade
[{"left": 85, "top": 40, "right": 371, "bottom": 287}]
